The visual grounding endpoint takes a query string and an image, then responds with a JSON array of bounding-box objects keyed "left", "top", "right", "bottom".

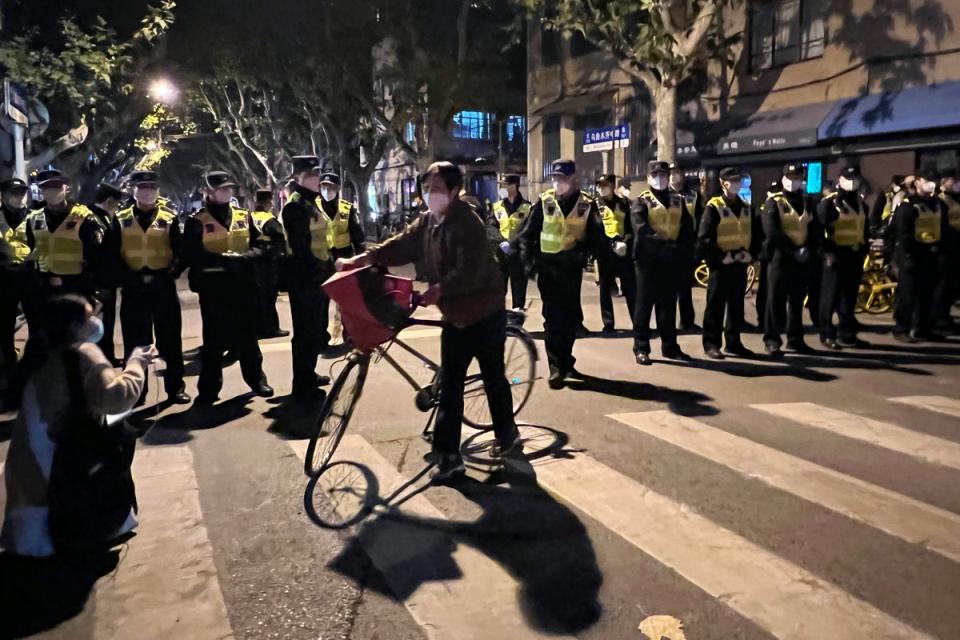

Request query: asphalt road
[{"left": 2, "top": 268, "right": 959, "bottom": 640}]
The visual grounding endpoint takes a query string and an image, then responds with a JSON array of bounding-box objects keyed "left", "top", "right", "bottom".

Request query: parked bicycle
[
  {"left": 856, "top": 240, "right": 897, "bottom": 314},
  {"left": 694, "top": 261, "right": 758, "bottom": 295}
]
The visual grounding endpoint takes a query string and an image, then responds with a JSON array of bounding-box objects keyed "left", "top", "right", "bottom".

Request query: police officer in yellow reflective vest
[
  {"left": 595, "top": 173, "right": 635, "bottom": 334},
  {"left": 492, "top": 174, "right": 531, "bottom": 311},
  {"left": 934, "top": 169, "right": 960, "bottom": 334},
  {"left": 251, "top": 188, "right": 289, "bottom": 339},
  {"left": 109, "top": 170, "right": 189, "bottom": 404},
  {"left": 696, "top": 167, "right": 754, "bottom": 359},
  {"left": 184, "top": 171, "right": 273, "bottom": 403},
  {"left": 25, "top": 169, "right": 105, "bottom": 300},
  {"left": 513, "top": 158, "right": 606, "bottom": 389},
  {"left": 893, "top": 169, "right": 947, "bottom": 342},
  {"left": 281, "top": 156, "right": 335, "bottom": 402},
  {"left": 817, "top": 166, "right": 870, "bottom": 349},
  {"left": 670, "top": 163, "right": 702, "bottom": 331},
  {"left": 318, "top": 170, "right": 364, "bottom": 261},
  {"left": 761, "top": 163, "right": 820, "bottom": 358},
  {"left": 0, "top": 178, "right": 38, "bottom": 405},
  {"left": 631, "top": 160, "right": 694, "bottom": 365}
]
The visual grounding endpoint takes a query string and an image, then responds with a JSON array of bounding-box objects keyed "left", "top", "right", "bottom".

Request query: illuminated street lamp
[{"left": 148, "top": 78, "right": 179, "bottom": 105}]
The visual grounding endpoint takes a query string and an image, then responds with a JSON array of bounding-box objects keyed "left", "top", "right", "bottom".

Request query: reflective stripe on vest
[
  {"left": 640, "top": 190, "right": 682, "bottom": 241},
  {"left": 197, "top": 207, "right": 251, "bottom": 255},
  {"left": 830, "top": 194, "right": 866, "bottom": 248},
  {"left": 939, "top": 194, "right": 960, "bottom": 231},
  {"left": 117, "top": 206, "right": 175, "bottom": 271},
  {"left": 325, "top": 199, "right": 353, "bottom": 250},
  {"left": 600, "top": 202, "right": 626, "bottom": 239},
  {"left": 494, "top": 200, "right": 531, "bottom": 240},
  {"left": 284, "top": 192, "right": 330, "bottom": 260},
  {"left": 773, "top": 194, "right": 811, "bottom": 247},
  {"left": 708, "top": 196, "right": 751, "bottom": 252},
  {"left": 539, "top": 189, "right": 590, "bottom": 255},
  {"left": 28, "top": 204, "right": 93, "bottom": 275},
  {"left": 912, "top": 201, "right": 941, "bottom": 244},
  {"left": 0, "top": 212, "right": 31, "bottom": 264}
]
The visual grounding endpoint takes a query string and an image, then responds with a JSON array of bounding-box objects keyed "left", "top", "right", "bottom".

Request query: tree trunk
[{"left": 655, "top": 83, "right": 678, "bottom": 163}]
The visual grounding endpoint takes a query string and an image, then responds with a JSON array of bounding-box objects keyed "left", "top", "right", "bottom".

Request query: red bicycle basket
[{"left": 323, "top": 267, "right": 415, "bottom": 350}]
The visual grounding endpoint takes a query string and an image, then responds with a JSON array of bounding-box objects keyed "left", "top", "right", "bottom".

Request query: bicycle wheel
[
  {"left": 304, "top": 460, "right": 379, "bottom": 529},
  {"left": 462, "top": 327, "right": 537, "bottom": 430},
  {"left": 303, "top": 354, "right": 369, "bottom": 476},
  {"left": 863, "top": 272, "right": 896, "bottom": 314},
  {"left": 694, "top": 262, "right": 710, "bottom": 288}
]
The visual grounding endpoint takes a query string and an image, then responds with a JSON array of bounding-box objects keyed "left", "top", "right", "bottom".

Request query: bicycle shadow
[
  {"left": 325, "top": 457, "right": 603, "bottom": 635},
  {"left": 563, "top": 373, "right": 719, "bottom": 417},
  {"left": 264, "top": 394, "right": 327, "bottom": 440}
]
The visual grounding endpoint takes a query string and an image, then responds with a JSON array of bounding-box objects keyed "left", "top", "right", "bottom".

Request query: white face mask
[
  {"left": 210, "top": 188, "right": 234, "bottom": 205},
  {"left": 135, "top": 187, "right": 159, "bottom": 207},
  {"left": 618, "top": 188, "right": 631, "bottom": 199},
  {"left": 498, "top": 187, "right": 509, "bottom": 199},
  {"left": 320, "top": 187, "right": 338, "bottom": 202},
  {"left": 892, "top": 185, "right": 902, "bottom": 193},
  {"left": 921, "top": 181, "right": 938, "bottom": 195},
  {"left": 424, "top": 191, "right": 451, "bottom": 215},
  {"left": 648, "top": 175, "right": 668, "bottom": 191},
  {"left": 838, "top": 177, "right": 860, "bottom": 192},
  {"left": 3, "top": 192, "right": 27, "bottom": 209},
  {"left": 553, "top": 179, "right": 572, "bottom": 196},
  {"left": 43, "top": 187, "right": 67, "bottom": 206},
  {"left": 599, "top": 186, "right": 613, "bottom": 198},
  {"left": 782, "top": 177, "right": 805, "bottom": 193}
]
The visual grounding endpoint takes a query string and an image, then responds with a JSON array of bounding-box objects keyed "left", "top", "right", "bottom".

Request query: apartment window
[
  {"left": 541, "top": 27, "right": 561, "bottom": 66},
  {"left": 750, "top": 0, "right": 825, "bottom": 70},
  {"left": 452, "top": 111, "right": 493, "bottom": 140},
  {"left": 542, "top": 115, "right": 561, "bottom": 178},
  {"left": 505, "top": 115, "right": 526, "bottom": 144}
]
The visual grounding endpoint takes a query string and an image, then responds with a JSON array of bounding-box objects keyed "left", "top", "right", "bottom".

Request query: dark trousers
[
  {"left": 97, "top": 287, "right": 119, "bottom": 361},
  {"left": 806, "top": 258, "right": 822, "bottom": 329},
  {"left": 288, "top": 266, "right": 331, "bottom": 395},
  {"left": 819, "top": 250, "right": 864, "bottom": 341},
  {"left": 894, "top": 252, "right": 937, "bottom": 336},
  {"left": 38, "top": 272, "right": 92, "bottom": 300},
  {"left": 197, "top": 276, "right": 266, "bottom": 399},
  {"left": 764, "top": 252, "right": 808, "bottom": 347},
  {"left": 537, "top": 255, "right": 583, "bottom": 375},
  {"left": 501, "top": 252, "right": 528, "bottom": 310},
  {"left": 598, "top": 254, "right": 637, "bottom": 330},
  {"left": 755, "top": 261, "right": 768, "bottom": 329},
  {"left": 633, "top": 261, "right": 682, "bottom": 354},
  {"left": 932, "top": 249, "right": 959, "bottom": 330},
  {"left": 677, "top": 258, "right": 696, "bottom": 328},
  {"left": 254, "top": 258, "right": 281, "bottom": 336},
  {"left": 120, "top": 274, "right": 185, "bottom": 395},
  {"left": 0, "top": 269, "right": 39, "bottom": 395},
  {"left": 434, "top": 310, "right": 518, "bottom": 457},
  {"left": 703, "top": 263, "right": 747, "bottom": 350}
]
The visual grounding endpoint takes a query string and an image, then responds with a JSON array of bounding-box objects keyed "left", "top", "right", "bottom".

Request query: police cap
[
  {"left": 34, "top": 169, "right": 68, "bottom": 187},
  {"left": 291, "top": 155, "right": 321, "bottom": 174},
  {"left": 839, "top": 166, "right": 861, "bottom": 179},
  {"left": 205, "top": 171, "right": 237, "bottom": 190},
  {"left": 320, "top": 171, "right": 341, "bottom": 186},
  {"left": 668, "top": 162, "right": 683, "bottom": 173},
  {"left": 719, "top": 166, "right": 742, "bottom": 181},
  {"left": 782, "top": 163, "right": 805, "bottom": 177},
  {"left": 1, "top": 177, "right": 28, "bottom": 193},
  {"left": 596, "top": 173, "right": 617, "bottom": 186},
  {"left": 128, "top": 170, "right": 160, "bottom": 187},
  {"left": 647, "top": 160, "right": 669, "bottom": 175},
  {"left": 550, "top": 158, "right": 576, "bottom": 177},
  {"left": 498, "top": 174, "right": 521, "bottom": 186},
  {"left": 255, "top": 188, "right": 273, "bottom": 202}
]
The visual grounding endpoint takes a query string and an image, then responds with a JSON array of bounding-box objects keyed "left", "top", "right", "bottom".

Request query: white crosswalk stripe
[
  {"left": 608, "top": 410, "right": 960, "bottom": 563},
  {"left": 890, "top": 395, "right": 960, "bottom": 419},
  {"left": 752, "top": 402, "right": 960, "bottom": 471}
]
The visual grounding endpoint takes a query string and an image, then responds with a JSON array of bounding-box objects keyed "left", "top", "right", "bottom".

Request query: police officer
[
  {"left": 761, "top": 163, "right": 819, "bottom": 358},
  {"left": 632, "top": 160, "right": 694, "bottom": 365},
  {"left": 88, "top": 182, "right": 125, "bottom": 364},
  {"left": 25, "top": 169, "right": 104, "bottom": 300},
  {"left": 513, "top": 158, "right": 606, "bottom": 388},
  {"left": 110, "top": 170, "right": 189, "bottom": 404},
  {"left": 818, "top": 166, "right": 869, "bottom": 349},
  {"left": 893, "top": 170, "right": 946, "bottom": 342},
  {"left": 697, "top": 167, "right": 754, "bottom": 359},
  {"left": 492, "top": 174, "right": 531, "bottom": 311},
  {"left": 595, "top": 173, "right": 635, "bottom": 333},
  {"left": 183, "top": 171, "right": 273, "bottom": 403},
  {"left": 281, "top": 156, "right": 335, "bottom": 402},
  {"left": 319, "top": 170, "right": 365, "bottom": 261},
  {"left": 934, "top": 170, "right": 960, "bottom": 334},
  {"left": 870, "top": 175, "right": 905, "bottom": 238},
  {"left": 0, "top": 178, "right": 37, "bottom": 404},
  {"left": 670, "top": 163, "right": 701, "bottom": 331},
  {"left": 250, "top": 188, "right": 289, "bottom": 339},
  {"left": 753, "top": 180, "right": 781, "bottom": 331}
]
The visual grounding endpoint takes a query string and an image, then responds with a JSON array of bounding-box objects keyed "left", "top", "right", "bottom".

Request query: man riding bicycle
[{"left": 336, "top": 162, "right": 522, "bottom": 482}]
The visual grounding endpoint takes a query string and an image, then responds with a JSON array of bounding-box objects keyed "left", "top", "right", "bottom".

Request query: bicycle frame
[{"left": 372, "top": 317, "right": 444, "bottom": 394}]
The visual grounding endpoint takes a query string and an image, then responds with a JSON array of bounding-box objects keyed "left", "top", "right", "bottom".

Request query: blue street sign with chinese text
[{"left": 583, "top": 123, "right": 631, "bottom": 153}]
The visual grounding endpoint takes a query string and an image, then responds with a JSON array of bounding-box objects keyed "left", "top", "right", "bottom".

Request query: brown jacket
[{"left": 368, "top": 199, "right": 504, "bottom": 327}]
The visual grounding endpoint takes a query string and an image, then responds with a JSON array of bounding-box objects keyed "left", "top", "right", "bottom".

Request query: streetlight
[{"left": 148, "top": 77, "right": 179, "bottom": 105}]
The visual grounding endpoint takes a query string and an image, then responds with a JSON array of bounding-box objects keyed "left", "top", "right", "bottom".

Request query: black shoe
[
  {"left": 764, "top": 344, "right": 784, "bottom": 360},
  {"left": 893, "top": 332, "right": 917, "bottom": 344},
  {"left": 548, "top": 371, "right": 565, "bottom": 389},
  {"left": 723, "top": 344, "right": 755, "bottom": 358},
  {"left": 566, "top": 367, "right": 587, "bottom": 380},
  {"left": 820, "top": 337, "right": 842, "bottom": 351},
  {"left": 679, "top": 323, "right": 699, "bottom": 333},
  {"left": 915, "top": 332, "right": 945, "bottom": 343},
  {"left": 601, "top": 325, "right": 616, "bottom": 335},
  {"left": 194, "top": 394, "right": 218, "bottom": 406},
  {"left": 838, "top": 337, "right": 870, "bottom": 349},
  {"left": 259, "top": 329, "right": 291, "bottom": 339},
  {"left": 430, "top": 454, "right": 466, "bottom": 483},
  {"left": 662, "top": 345, "right": 691, "bottom": 361},
  {"left": 168, "top": 390, "right": 191, "bottom": 405},
  {"left": 492, "top": 432, "right": 524, "bottom": 458},
  {"left": 786, "top": 340, "right": 814, "bottom": 354},
  {"left": 704, "top": 346, "right": 724, "bottom": 360},
  {"left": 252, "top": 383, "right": 275, "bottom": 398},
  {"left": 635, "top": 352, "right": 652, "bottom": 366},
  {"left": 316, "top": 375, "right": 331, "bottom": 387},
  {"left": 576, "top": 324, "right": 591, "bottom": 338}
]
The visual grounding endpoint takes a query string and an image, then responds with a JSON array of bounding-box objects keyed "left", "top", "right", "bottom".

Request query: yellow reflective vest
[
  {"left": 196, "top": 207, "right": 251, "bottom": 255},
  {"left": 639, "top": 190, "right": 683, "bottom": 241},
  {"left": 324, "top": 198, "right": 354, "bottom": 250},
  {"left": 0, "top": 210, "right": 31, "bottom": 265},
  {"left": 827, "top": 193, "right": 867, "bottom": 248},
  {"left": 283, "top": 191, "right": 331, "bottom": 261},
  {"left": 599, "top": 200, "right": 627, "bottom": 239},
  {"left": 27, "top": 204, "right": 95, "bottom": 275},
  {"left": 117, "top": 206, "right": 176, "bottom": 271},
  {"left": 939, "top": 193, "right": 960, "bottom": 232},
  {"left": 910, "top": 199, "right": 941, "bottom": 244},
  {"left": 772, "top": 193, "right": 812, "bottom": 247},
  {"left": 493, "top": 200, "right": 531, "bottom": 240},
  {"left": 539, "top": 189, "right": 591, "bottom": 255},
  {"left": 708, "top": 196, "right": 751, "bottom": 252}
]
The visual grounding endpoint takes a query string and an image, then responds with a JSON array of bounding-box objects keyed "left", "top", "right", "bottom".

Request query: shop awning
[
  {"left": 716, "top": 101, "right": 838, "bottom": 155},
  {"left": 819, "top": 81, "right": 960, "bottom": 140}
]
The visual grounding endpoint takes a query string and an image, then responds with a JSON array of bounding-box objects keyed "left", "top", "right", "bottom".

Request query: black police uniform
[
  {"left": 492, "top": 191, "right": 532, "bottom": 310},
  {"left": 0, "top": 179, "right": 38, "bottom": 400},
  {"left": 596, "top": 191, "right": 637, "bottom": 331},
  {"left": 251, "top": 196, "right": 287, "bottom": 338},
  {"left": 933, "top": 187, "right": 960, "bottom": 332},
  {"left": 761, "top": 180, "right": 820, "bottom": 352},
  {"left": 631, "top": 182, "right": 694, "bottom": 358},
  {"left": 817, "top": 186, "right": 869, "bottom": 345},
  {"left": 893, "top": 189, "right": 947, "bottom": 339},
  {"left": 89, "top": 182, "right": 125, "bottom": 362},
  {"left": 671, "top": 182, "right": 702, "bottom": 330}
]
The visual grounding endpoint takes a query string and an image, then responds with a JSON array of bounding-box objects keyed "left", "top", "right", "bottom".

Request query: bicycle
[
  {"left": 694, "top": 260, "right": 758, "bottom": 295},
  {"left": 856, "top": 240, "right": 897, "bottom": 314},
  {"left": 303, "top": 307, "right": 538, "bottom": 478}
]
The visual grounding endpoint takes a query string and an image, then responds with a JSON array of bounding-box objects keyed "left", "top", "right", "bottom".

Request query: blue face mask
[{"left": 79, "top": 317, "right": 105, "bottom": 344}]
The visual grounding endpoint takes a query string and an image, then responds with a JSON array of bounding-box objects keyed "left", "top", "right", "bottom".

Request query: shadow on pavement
[
  {"left": 139, "top": 395, "right": 253, "bottom": 432},
  {"left": 0, "top": 550, "right": 120, "bottom": 639},
  {"left": 264, "top": 394, "right": 326, "bottom": 440},
  {"left": 327, "top": 457, "right": 603, "bottom": 635},
  {"left": 564, "top": 374, "right": 718, "bottom": 417}
]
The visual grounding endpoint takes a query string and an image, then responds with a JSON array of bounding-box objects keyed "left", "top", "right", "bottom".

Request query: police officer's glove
[
  {"left": 795, "top": 247, "right": 810, "bottom": 263},
  {"left": 735, "top": 250, "right": 752, "bottom": 264},
  {"left": 722, "top": 253, "right": 736, "bottom": 266},
  {"left": 824, "top": 253, "right": 837, "bottom": 268},
  {"left": 499, "top": 241, "right": 514, "bottom": 256},
  {"left": 613, "top": 241, "right": 628, "bottom": 257}
]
